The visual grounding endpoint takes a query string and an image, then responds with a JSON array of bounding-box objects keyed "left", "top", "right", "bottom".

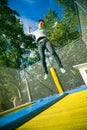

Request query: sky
[{"left": 8, "top": 0, "right": 63, "bottom": 34}]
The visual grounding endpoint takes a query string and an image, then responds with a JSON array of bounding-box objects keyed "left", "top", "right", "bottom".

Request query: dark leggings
[{"left": 38, "top": 40, "right": 63, "bottom": 74}]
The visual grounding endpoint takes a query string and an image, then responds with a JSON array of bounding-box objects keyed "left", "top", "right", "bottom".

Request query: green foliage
[
  {"left": 0, "top": 0, "right": 37, "bottom": 69},
  {"left": 0, "top": 0, "right": 8, "bottom": 5},
  {"left": 44, "top": 0, "right": 80, "bottom": 47},
  {"left": 44, "top": 9, "right": 58, "bottom": 28}
]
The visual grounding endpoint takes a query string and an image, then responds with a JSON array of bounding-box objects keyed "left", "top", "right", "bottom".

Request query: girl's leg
[
  {"left": 45, "top": 41, "right": 63, "bottom": 68},
  {"left": 38, "top": 42, "right": 48, "bottom": 74}
]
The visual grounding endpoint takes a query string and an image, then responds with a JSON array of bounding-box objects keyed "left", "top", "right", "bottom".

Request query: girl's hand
[
  {"left": 54, "top": 21, "right": 58, "bottom": 26},
  {"left": 29, "top": 26, "right": 32, "bottom": 32}
]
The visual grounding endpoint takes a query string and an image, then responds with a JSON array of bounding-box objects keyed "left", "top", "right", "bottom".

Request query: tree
[
  {"left": 56, "top": 0, "right": 80, "bottom": 41},
  {"left": 0, "top": 0, "right": 37, "bottom": 69},
  {"left": 0, "top": 0, "right": 38, "bottom": 111},
  {"left": 44, "top": 0, "right": 80, "bottom": 47}
]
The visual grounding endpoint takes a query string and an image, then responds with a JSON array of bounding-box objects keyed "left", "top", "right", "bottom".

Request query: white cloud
[{"left": 21, "top": 17, "right": 37, "bottom": 34}]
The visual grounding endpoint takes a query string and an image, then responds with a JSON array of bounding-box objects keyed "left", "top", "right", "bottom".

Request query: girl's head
[{"left": 38, "top": 19, "right": 44, "bottom": 28}]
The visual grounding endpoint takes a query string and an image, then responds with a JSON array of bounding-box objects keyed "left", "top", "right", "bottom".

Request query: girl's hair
[{"left": 38, "top": 19, "right": 44, "bottom": 23}]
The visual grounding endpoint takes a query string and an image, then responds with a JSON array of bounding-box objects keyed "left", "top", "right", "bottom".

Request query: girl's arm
[
  {"left": 52, "top": 21, "right": 58, "bottom": 28},
  {"left": 45, "top": 21, "right": 58, "bottom": 32}
]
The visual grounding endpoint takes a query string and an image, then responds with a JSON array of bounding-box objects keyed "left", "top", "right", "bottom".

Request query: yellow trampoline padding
[{"left": 17, "top": 90, "right": 87, "bottom": 130}]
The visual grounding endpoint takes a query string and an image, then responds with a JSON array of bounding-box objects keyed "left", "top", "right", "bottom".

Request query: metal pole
[
  {"left": 50, "top": 67, "right": 63, "bottom": 93},
  {"left": 25, "top": 78, "right": 31, "bottom": 102}
]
